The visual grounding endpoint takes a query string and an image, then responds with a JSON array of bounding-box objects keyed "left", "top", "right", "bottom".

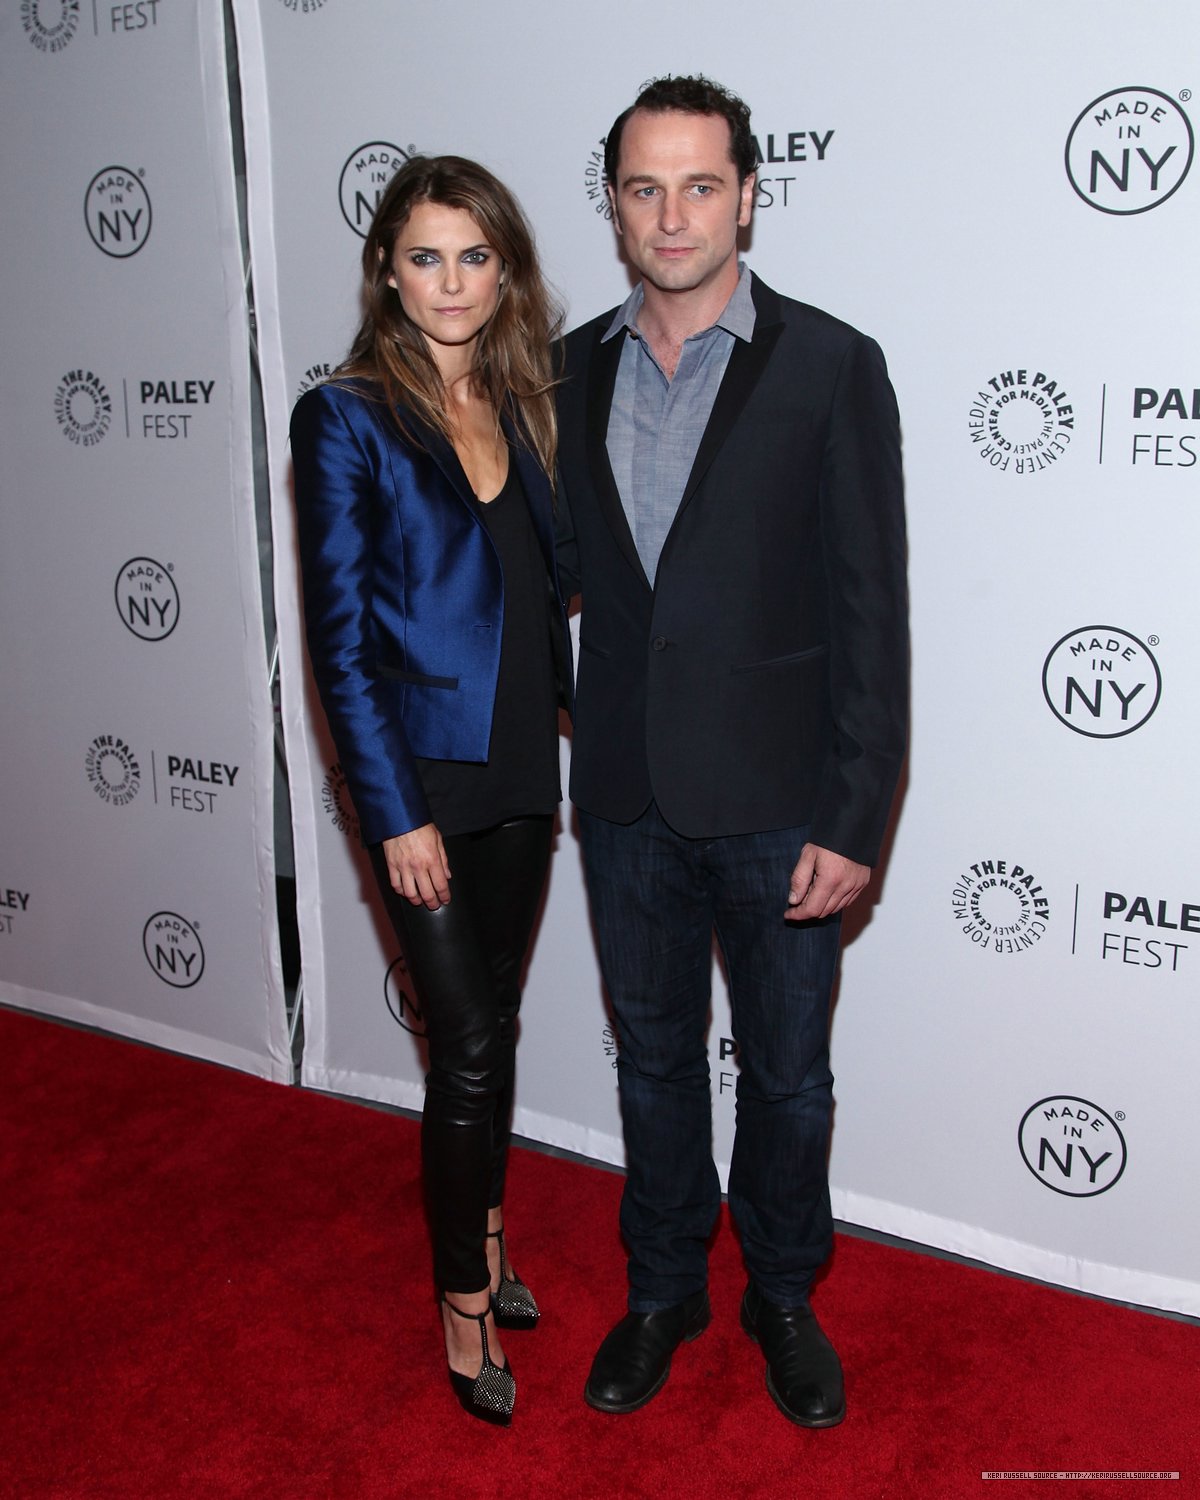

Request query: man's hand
[
  {"left": 382, "top": 823, "right": 452, "bottom": 910},
  {"left": 786, "top": 843, "right": 870, "bottom": 921}
]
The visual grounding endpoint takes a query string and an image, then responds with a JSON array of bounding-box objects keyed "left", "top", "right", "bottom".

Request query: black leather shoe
[
  {"left": 740, "top": 1282, "right": 845, "bottom": 1427},
  {"left": 584, "top": 1289, "right": 710, "bottom": 1413}
]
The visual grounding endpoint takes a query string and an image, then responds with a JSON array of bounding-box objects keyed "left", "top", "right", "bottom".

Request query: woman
[{"left": 290, "top": 156, "right": 570, "bottom": 1426}]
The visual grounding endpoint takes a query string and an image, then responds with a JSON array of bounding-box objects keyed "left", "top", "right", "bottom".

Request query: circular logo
[
  {"left": 339, "top": 143, "right": 411, "bottom": 237},
  {"left": 115, "top": 557, "right": 179, "bottom": 641},
  {"left": 1018, "top": 1096, "right": 1127, "bottom": 1197},
  {"left": 21, "top": 0, "right": 80, "bottom": 52},
  {"left": 950, "top": 858, "right": 1051, "bottom": 955},
  {"left": 296, "top": 362, "right": 335, "bottom": 401},
  {"left": 967, "top": 369, "right": 1074, "bottom": 475},
  {"left": 384, "top": 955, "right": 426, "bottom": 1036},
  {"left": 1042, "top": 627, "right": 1162, "bottom": 738},
  {"left": 320, "top": 763, "right": 359, "bottom": 839},
  {"left": 85, "top": 734, "right": 141, "bottom": 806},
  {"left": 1066, "top": 87, "right": 1193, "bottom": 215},
  {"left": 143, "top": 911, "right": 205, "bottom": 989},
  {"left": 55, "top": 370, "right": 112, "bottom": 447},
  {"left": 583, "top": 138, "right": 612, "bottom": 221},
  {"left": 85, "top": 167, "right": 152, "bottom": 258}
]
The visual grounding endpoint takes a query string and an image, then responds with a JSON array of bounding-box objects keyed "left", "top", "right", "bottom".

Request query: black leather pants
[{"left": 372, "top": 816, "right": 553, "bottom": 1295}]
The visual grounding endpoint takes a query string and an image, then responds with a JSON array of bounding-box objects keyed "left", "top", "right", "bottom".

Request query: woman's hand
[{"left": 382, "top": 824, "right": 452, "bottom": 909}]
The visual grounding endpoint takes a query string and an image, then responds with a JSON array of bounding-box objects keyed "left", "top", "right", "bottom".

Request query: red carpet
[{"left": 0, "top": 1007, "right": 1195, "bottom": 1500}]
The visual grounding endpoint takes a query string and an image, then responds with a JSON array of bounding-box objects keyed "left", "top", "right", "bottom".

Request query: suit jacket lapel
[
  {"left": 585, "top": 323, "right": 652, "bottom": 590},
  {"left": 675, "top": 275, "right": 784, "bottom": 516},
  {"left": 503, "top": 412, "right": 556, "bottom": 572},
  {"left": 416, "top": 419, "right": 478, "bottom": 510}
]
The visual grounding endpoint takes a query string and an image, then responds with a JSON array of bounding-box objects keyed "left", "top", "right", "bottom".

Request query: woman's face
[{"left": 387, "top": 201, "right": 503, "bottom": 365}]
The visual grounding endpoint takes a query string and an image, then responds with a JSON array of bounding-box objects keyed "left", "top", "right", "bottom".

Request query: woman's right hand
[{"left": 382, "top": 824, "right": 452, "bottom": 909}]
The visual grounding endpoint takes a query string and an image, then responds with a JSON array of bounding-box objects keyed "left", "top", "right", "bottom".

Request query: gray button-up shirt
[{"left": 604, "top": 262, "right": 756, "bottom": 584}]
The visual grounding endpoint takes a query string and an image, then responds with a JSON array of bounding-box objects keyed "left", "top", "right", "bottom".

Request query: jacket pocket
[
  {"left": 731, "top": 643, "right": 829, "bottom": 674},
  {"left": 579, "top": 638, "right": 613, "bottom": 660},
  {"left": 376, "top": 662, "right": 459, "bottom": 689}
]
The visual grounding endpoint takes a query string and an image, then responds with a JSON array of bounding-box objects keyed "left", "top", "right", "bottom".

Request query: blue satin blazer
[{"left": 290, "top": 379, "right": 571, "bottom": 846}]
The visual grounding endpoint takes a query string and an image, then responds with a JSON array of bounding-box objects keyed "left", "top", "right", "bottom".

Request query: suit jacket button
[{"left": 651, "top": 636, "right": 668, "bottom": 651}]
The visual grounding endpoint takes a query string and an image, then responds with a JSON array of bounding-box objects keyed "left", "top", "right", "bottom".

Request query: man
[{"left": 556, "top": 76, "right": 907, "bottom": 1426}]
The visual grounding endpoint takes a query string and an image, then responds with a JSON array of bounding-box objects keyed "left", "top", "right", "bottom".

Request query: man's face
[{"left": 608, "top": 108, "right": 754, "bottom": 297}]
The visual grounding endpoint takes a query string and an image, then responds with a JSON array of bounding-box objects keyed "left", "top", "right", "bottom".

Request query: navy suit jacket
[
  {"left": 291, "top": 379, "right": 570, "bottom": 846},
  {"left": 556, "top": 275, "right": 908, "bottom": 866}
]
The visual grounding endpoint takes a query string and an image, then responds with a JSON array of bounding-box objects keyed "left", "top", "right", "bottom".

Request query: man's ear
[
  {"left": 738, "top": 172, "right": 756, "bottom": 228},
  {"left": 607, "top": 185, "right": 623, "bottom": 236}
]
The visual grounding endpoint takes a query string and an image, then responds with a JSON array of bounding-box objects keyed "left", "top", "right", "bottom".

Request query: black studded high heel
[
  {"left": 487, "top": 1227, "right": 540, "bottom": 1330},
  {"left": 442, "top": 1298, "right": 516, "bottom": 1426}
]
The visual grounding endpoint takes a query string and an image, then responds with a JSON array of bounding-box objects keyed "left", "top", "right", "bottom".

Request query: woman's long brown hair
[{"left": 338, "top": 155, "right": 562, "bottom": 480}]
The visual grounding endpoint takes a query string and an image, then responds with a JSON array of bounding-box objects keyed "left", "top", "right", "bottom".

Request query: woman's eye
[{"left": 410, "top": 253, "right": 436, "bottom": 267}]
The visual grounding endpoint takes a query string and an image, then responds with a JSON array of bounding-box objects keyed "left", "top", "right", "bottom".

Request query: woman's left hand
[{"left": 382, "top": 824, "right": 452, "bottom": 909}]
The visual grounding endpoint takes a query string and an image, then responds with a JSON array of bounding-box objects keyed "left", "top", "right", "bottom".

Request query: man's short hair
[{"left": 604, "top": 75, "right": 762, "bottom": 190}]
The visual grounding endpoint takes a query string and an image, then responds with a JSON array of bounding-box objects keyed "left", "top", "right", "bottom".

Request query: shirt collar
[{"left": 601, "top": 260, "right": 756, "bottom": 344}]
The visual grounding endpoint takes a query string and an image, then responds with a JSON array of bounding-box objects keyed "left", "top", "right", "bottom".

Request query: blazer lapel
[
  {"left": 674, "top": 275, "right": 784, "bottom": 517},
  {"left": 585, "top": 324, "right": 652, "bottom": 590},
  {"left": 417, "top": 419, "right": 478, "bottom": 510},
  {"left": 503, "top": 413, "right": 556, "bottom": 570}
]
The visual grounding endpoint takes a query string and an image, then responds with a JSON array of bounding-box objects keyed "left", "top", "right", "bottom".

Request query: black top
[{"left": 416, "top": 461, "right": 561, "bottom": 836}]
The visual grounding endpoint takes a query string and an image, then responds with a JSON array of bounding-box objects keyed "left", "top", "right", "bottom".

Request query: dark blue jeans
[{"left": 579, "top": 802, "right": 842, "bottom": 1311}]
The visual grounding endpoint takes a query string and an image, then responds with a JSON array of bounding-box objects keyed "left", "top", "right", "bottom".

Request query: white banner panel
[
  {"left": 238, "top": 0, "right": 1200, "bottom": 1310},
  {"left": 0, "top": 0, "right": 289, "bottom": 1081}
]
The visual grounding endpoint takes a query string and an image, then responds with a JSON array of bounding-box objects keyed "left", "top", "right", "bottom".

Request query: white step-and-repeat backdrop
[
  {"left": 0, "top": 1, "right": 289, "bottom": 1081},
  {"left": 244, "top": 0, "right": 1200, "bottom": 1313}
]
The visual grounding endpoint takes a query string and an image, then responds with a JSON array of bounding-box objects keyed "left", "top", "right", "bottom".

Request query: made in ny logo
[
  {"left": 143, "top": 911, "right": 205, "bottom": 988},
  {"left": 1018, "top": 1096, "right": 1126, "bottom": 1197},
  {"left": 21, "top": 0, "right": 80, "bottom": 52},
  {"left": 1066, "top": 87, "right": 1193, "bottom": 214},
  {"left": 114, "top": 557, "right": 179, "bottom": 641},
  {"left": 85, "top": 167, "right": 152, "bottom": 257},
  {"left": 339, "top": 142, "right": 412, "bottom": 237},
  {"left": 1042, "top": 628, "right": 1161, "bottom": 738},
  {"left": 385, "top": 955, "right": 426, "bottom": 1037},
  {"left": 967, "top": 369, "right": 1074, "bottom": 475}
]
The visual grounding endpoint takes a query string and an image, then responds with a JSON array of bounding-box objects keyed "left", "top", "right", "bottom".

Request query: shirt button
[{"left": 651, "top": 636, "right": 668, "bottom": 651}]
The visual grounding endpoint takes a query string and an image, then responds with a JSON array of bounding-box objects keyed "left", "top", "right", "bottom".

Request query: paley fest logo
[
  {"left": 297, "top": 363, "right": 335, "bottom": 401},
  {"left": 85, "top": 167, "right": 152, "bottom": 257},
  {"left": 321, "top": 763, "right": 359, "bottom": 840},
  {"left": 21, "top": 0, "right": 80, "bottom": 52},
  {"left": 1077, "top": 883, "right": 1198, "bottom": 976},
  {"left": 115, "top": 557, "right": 179, "bottom": 641},
  {"left": 1066, "top": 87, "right": 1193, "bottom": 215},
  {"left": 340, "top": 142, "right": 412, "bottom": 237},
  {"left": 951, "top": 858, "right": 1050, "bottom": 955},
  {"left": 55, "top": 374, "right": 217, "bottom": 444},
  {"left": 584, "top": 123, "right": 835, "bottom": 217},
  {"left": 1042, "top": 627, "right": 1161, "bottom": 738},
  {"left": 0, "top": 883, "right": 31, "bottom": 938},
  {"left": 86, "top": 734, "right": 142, "bottom": 806},
  {"left": 968, "top": 368, "right": 1074, "bottom": 475},
  {"left": 1018, "top": 1096, "right": 1126, "bottom": 1197},
  {"left": 55, "top": 370, "right": 112, "bottom": 447},
  {"left": 1129, "top": 384, "right": 1199, "bottom": 469},
  {"left": 385, "top": 955, "right": 427, "bottom": 1037},
  {"left": 143, "top": 911, "right": 204, "bottom": 988}
]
